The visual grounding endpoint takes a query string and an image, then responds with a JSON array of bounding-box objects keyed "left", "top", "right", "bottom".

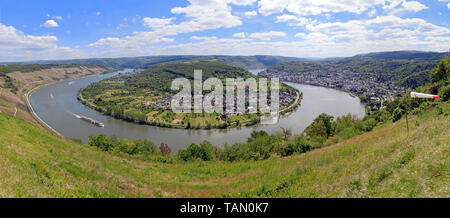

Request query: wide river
[{"left": 30, "top": 69, "right": 365, "bottom": 152}]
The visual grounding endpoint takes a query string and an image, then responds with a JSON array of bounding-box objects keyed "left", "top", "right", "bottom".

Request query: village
[
  {"left": 144, "top": 87, "right": 298, "bottom": 115},
  {"left": 260, "top": 69, "right": 406, "bottom": 110}
]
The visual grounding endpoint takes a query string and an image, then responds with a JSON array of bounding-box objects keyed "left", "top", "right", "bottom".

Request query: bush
[
  {"left": 357, "top": 118, "right": 377, "bottom": 132},
  {"left": 280, "top": 136, "right": 311, "bottom": 157},
  {"left": 338, "top": 127, "right": 362, "bottom": 140},
  {"left": 89, "top": 134, "right": 114, "bottom": 151},
  {"left": 392, "top": 107, "right": 404, "bottom": 122},
  {"left": 439, "top": 85, "right": 450, "bottom": 102},
  {"left": 178, "top": 141, "right": 216, "bottom": 161}
]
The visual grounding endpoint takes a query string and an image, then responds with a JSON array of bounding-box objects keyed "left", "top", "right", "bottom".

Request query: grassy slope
[{"left": 0, "top": 102, "right": 448, "bottom": 198}]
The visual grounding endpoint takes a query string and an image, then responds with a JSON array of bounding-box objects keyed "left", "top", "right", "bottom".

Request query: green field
[{"left": 0, "top": 100, "right": 448, "bottom": 197}]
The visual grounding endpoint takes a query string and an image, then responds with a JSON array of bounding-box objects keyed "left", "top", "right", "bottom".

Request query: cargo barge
[
  {"left": 79, "top": 116, "right": 105, "bottom": 127},
  {"left": 71, "top": 112, "right": 105, "bottom": 127}
]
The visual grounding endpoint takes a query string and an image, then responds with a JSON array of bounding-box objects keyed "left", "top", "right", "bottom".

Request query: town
[{"left": 260, "top": 69, "right": 406, "bottom": 110}]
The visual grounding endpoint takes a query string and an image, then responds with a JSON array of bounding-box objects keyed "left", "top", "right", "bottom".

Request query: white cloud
[
  {"left": 232, "top": 32, "right": 247, "bottom": 38},
  {"left": 145, "top": 15, "right": 449, "bottom": 58},
  {"left": 41, "top": 20, "right": 59, "bottom": 28},
  {"left": 245, "top": 10, "right": 258, "bottom": 17},
  {"left": 385, "top": 0, "right": 428, "bottom": 15},
  {"left": 96, "top": 12, "right": 102, "bottom": 16},
  {"left": 257, "top": 0, "right": 427, "bottom": 16},
  {"left": 368, "top": 9, "right": 377, "bottom": 17},
  {"left": 90, "top": 0, "right": 243, "bottom": 48},
  {"left": 276, "top": 14, "right": 311, "bottom": 26},
  {"left": 190, "top": 36, "right": 217, "bottom": 41},
  {"left": 228, "top": 0, "right": 257, "bottom": 6},
  {"left": 294, "top": 33, "right": 305, "bottom": 38},
  {"left": 142, "top": 17, "right": 176, "bottom": 29},
  {"left": 0, "top": 23, "right": 82, "bottom": 62},
  {"left": 53, "top": 16, "right": 63, "bottom": 20},
  {"left": 249, "top": 31, "right": 286, "bottom": 40}
]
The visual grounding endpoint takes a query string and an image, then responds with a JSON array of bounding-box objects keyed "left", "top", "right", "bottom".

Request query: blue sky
[{"left": 0, "top": 0, "right": 449, "bottom": 62}]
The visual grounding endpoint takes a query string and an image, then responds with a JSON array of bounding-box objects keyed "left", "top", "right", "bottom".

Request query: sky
[{"left": 0, "top": 0, "right": 449, "bottom": 62}]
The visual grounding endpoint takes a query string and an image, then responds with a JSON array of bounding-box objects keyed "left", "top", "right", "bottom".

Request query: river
[{"left": 30, "top": 69, "right": 365, "bottom": 152}]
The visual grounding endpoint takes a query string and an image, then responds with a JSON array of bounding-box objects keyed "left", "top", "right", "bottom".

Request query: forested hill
[
  {"left": 352, "top": 51, "right": 446, "bottom": 60},
  {"left": 4, "top": 55, "right": 303, "bottom": 70},
  {"left": 268, "top": 51, "right": 448, "bottom": 88}
]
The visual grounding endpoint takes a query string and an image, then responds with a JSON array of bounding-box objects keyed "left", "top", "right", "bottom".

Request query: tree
[
  {"left": 280, "top": 127, "right": 292, "bottom": 140},
  {"left": 159, "top": 142, "right": 171, "bottom": 156},
  {"left": 305, "top": 120, "right": 328, "bottom": 139},
  {"left": 430, "top": 56, "right": 449, "bottom": 83},
  {"left": 439, "top": 85, "right": 450, "bottom": 102},
  {"left": 248, "top": 130, "right": 268, "bottom": 142}
]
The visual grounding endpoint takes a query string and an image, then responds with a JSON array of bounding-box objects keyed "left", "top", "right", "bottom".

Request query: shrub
[
  {"left": 439, "top": 85, "right": 450, "bottom": 102},
  {"left": 392, "top": 107, "right": 404, "bottom": 122},
  {"left": 280, "top": 136, "right": 311, "bottom": 157},
  {"left": 338, "top": 127, "right": 362, "bottom": 140},
  {"left": 178, "top": 142, "right": 216, "bottom": 161},
  {"left": 88, "top": 134, "right": 114, "bottom": 151}
]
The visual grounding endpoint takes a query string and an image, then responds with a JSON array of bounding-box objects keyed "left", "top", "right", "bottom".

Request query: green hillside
[{"left": 0, "top": 101, "right": 448, "bottom": 197}]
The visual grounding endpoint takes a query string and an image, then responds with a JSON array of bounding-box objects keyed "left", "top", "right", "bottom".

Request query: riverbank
[
  {"left": 277, "top": 79, "right": 368, "bottom": 115},
  {"left": 25, "top": 84, "right": 63, "bottom": 136},
  {"left": 0, "top": 65, "right": 114, "bottom": 130},
  {"left": 31, "top": 78, "right": 365, "bottom": 151},
  {"left": 23, "top": 68, "right": 116, "bottom": 134}
]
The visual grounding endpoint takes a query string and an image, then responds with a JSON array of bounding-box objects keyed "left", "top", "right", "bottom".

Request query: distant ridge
[
  {"left": 351, "top": 50, "right": 448, "bottom": 60},
  {"left": 0, "top": 55, "right": 304, "bottom": 70}
]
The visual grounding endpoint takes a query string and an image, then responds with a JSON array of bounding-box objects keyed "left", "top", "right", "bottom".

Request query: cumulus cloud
[
  {"left": 276, "top": 14, "right": 312, "bottom": 26},
  {"left": 0, "top": 23, "right": 82, "bottom": 62},
  {"left": 232, "top": 32, "right": 247, "bottom": 38},
  {"left": 245, "top": 10, "right": 258, "bottom": 17},
  {"left": 228, "top": 0, "right": 257, "bottom": 6},
  {"left": 142, "top": 17, "right": 176, "bottom": 29},
  {"left": 90, "top": 0, "right": 243, "bottom": 48},
  {"left": 54, "top": 0, "right": 449, "bottom": 60},
  {"left": 257, "top": 0, "right": 427, "bottom": 16},
  {"left": 249, "top": 31, "right": 286, "bottom": 40},
  {"left": 41, "top": 20, "right": 59, "bottom": 28},
  {"left": 148, "top": 15, "right": 449, "bottom": 58},
  {"left": 190, "top": 36, "right": 217, "bottom": 41}
]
